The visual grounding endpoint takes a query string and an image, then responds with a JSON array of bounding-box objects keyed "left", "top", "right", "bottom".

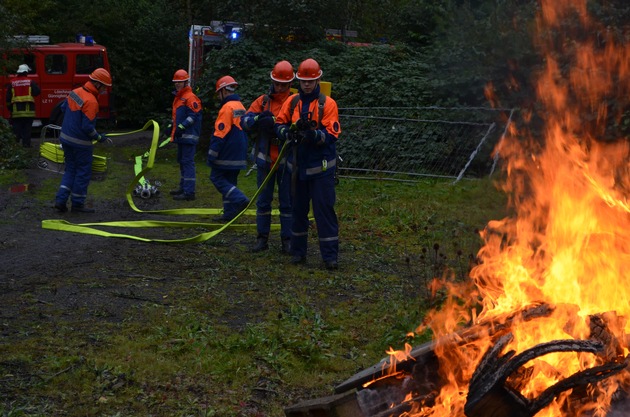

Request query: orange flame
[{"left": 386, "top": 1, "right": 630, "bottom": 416}]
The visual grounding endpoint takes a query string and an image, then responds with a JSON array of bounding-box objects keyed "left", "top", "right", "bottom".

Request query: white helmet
[{"left": 17, "top": 64, "right": 31, "bottom": 74}]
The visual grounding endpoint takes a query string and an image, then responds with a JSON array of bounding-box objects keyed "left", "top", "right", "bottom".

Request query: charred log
[
  {"left": 465, "top": 333, "right": 628, "bottom": 417},
  {"left": 334, "top": 302, "right": 555, "bottom": 395}
]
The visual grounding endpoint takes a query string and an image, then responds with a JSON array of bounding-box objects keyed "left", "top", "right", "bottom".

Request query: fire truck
[
  {"left": 1, "top": 35, "right": 113, "bottom": 127},
  {"left": 188, "top": 22, "right": 243, "bottom": 86}
]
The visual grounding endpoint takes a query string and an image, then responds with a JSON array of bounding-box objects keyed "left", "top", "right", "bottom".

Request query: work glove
[
  {"left": 295, "top": 118, "right": 315, "bottom": 131},
  {"left": 301, "top": 129, "right": 324, "bottom": 145},
  {"left": 97, "top": 134, "right": 113, "bottom": 145},
  {"left": 255, "top": 114, "right": 275, "bottom": 130},
  {"left": 175, "top": 123, "right": 186, "bottom": 138},
  {"left": 275, "top": 124, "right": 291, "bottom": 142}
]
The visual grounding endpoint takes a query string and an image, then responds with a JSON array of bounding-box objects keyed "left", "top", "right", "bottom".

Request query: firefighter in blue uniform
[
  {"left": 54, "top": 68, "right": 112, "bottom": 213},
  {"left": 207, "top": 75, "right": 250, "bottom": 222},
  {"left": 169, "top": 69, "right": 203, "bottom": 201},
  {"left": 275, "top": 58, "right": 341, "bottom": 270},
  {"left": 241, "top": 60, "right": 295, "bottom": 253}
]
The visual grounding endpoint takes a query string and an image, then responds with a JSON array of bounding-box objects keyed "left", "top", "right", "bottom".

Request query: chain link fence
[{"left": 337, "top": 107, "right": 514, "bottom": 183}]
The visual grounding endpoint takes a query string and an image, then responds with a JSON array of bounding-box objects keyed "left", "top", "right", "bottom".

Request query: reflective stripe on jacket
[
  {"left": 242, "top": 89, "right": 291, "bottom": 168},
  {"left": 275, "top": 91, "right": 341, "bottom": 180},
  {"left": 207, "top": 94, "right": 248, "bottom": 170},
  {"left": 170, "top": 86, "right": 203, "bottom": 144},
  {"left": 7, "top": 76, "right": 40, "bottom": 118},
  {"left": 59, "top": 82, "right": 100, "bottom": 148}
]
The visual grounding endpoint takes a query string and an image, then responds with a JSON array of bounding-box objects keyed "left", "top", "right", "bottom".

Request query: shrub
[{"left": 0, "top": 118, "right": 30, "bottom": 170}]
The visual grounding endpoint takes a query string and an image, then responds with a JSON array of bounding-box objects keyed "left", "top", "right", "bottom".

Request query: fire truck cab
[{"left": 1, "top": 35, "right": 113, "bottom": 126}]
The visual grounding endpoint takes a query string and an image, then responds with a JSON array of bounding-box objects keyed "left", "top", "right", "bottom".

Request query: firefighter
[
  {"left": 53, "top": 68, "right": 112, "bottom": 213},
  {"left": 169, "top": 69, "right": 203, "bottom": 201},
  {"left": 207, "top": 75, "right": 250, "bottom": 222},
  {"left": 241, "top": 61, "right": 295, "bottom": 253},
  {"left": 5, "top": 64, "right": 40, "bottom": 148},
  {"left": 275, "top": 58, "right": 341, "bottom": 270}
]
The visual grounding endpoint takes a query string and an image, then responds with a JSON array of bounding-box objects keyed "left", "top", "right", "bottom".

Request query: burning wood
[
  {"left": 286, "top": 307, "right": 630, "bottom": 417},
  {"left": 465, "top": 333, "right": 629, "bottom": 417}
]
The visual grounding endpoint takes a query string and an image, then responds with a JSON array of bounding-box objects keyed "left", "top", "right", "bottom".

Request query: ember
[{"left": 287, "top": 0, "right": 630, "bottom": 416}]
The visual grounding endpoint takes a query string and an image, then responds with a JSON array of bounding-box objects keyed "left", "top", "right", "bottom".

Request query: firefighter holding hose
[
  {"left": 275, "top": 58, "right": 341, "bottom": 270},
  {"left": 241, "top": 60, "right": 295, "bottom": 254}
]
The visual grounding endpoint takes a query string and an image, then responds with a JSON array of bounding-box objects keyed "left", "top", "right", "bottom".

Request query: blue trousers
[
  {"left": 177, "top": 143, "right": 196, "bottom": 195},
  {"left": 291, "top": 173, "right": 338, "bottom": 263},
  {"left": 210, "top": 168, "right": 249, "bottom": 219},
  {"left": 55, "top": 144, "right": 93, "bottom": 207},
  {"left": 256, "top": 165, "right": 292, "bottom": 238}
]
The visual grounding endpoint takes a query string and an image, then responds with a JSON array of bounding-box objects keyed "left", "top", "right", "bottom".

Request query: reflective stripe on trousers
[
  {"left": 290, "top": 173, "right": 338, "bottom": 262},
  {"left": 256, "top": 165, "right": 292, "bottom": 238},
  {"left": 55, "top": 144, "right": 93, "bottom": 206}
]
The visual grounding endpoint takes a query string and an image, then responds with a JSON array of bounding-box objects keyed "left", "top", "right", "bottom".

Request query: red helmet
[
  {"left": 270, "top": 60, "right": 295, "bottom": 83},
  {"left": 215, "top": 75, "right": 238, "bottom": 92},
  {"left": 296, "top": 58, "right": 322, "bottom": 81},
  {"left": 172, "top": 69, "right": 189, "bottom": 82},
  {"left": 89, "top": 68, "right": 112, "bottom": 86}
]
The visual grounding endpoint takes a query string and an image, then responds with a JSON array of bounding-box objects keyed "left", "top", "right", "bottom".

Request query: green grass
[{"left": 0, "top": 138, "right": 507, "bottom": 416}]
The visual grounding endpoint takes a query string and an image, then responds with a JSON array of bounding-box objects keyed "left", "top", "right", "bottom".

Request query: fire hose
[{"left": 41, "top": 120, "right": 289, "bottom": 243}]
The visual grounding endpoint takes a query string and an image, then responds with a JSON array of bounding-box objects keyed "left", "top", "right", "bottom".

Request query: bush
[
  {"left": 195, "top": 40, "right": 435, "bottom": 111},
  {"left": 0, "top": 118, "right": 30, "bottom": 170}
]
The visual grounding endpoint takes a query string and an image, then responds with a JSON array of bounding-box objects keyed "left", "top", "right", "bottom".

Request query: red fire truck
[{"left": 1, "top": 35, "right": 113, "bottom": 126}]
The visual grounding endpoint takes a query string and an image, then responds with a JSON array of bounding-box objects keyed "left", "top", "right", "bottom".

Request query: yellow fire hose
[
  {"left": 39, "top": 142, "right": 108, "bottom": 173},
  {"left": 41, "top": 120, "right": 288, "bottom": 243}
]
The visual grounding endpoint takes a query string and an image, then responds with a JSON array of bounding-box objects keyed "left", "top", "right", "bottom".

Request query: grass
[{"left": 0, "top": 137, "right": 507, "bottom": 416}]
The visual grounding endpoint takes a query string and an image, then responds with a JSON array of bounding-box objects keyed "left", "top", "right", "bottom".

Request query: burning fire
[{"left": 389, "top": 1, "right": 630, "bottom": 416}]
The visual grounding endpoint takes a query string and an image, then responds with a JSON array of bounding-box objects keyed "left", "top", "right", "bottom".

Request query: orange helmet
[
  {"left": 215, "top": 75, "right": 238, "bottom": 92},
  {"left": 270, "top": 60, "right": 295, "bottom": 83},
  {"left": 296, "top": 58, "right": 322, "bottom": 81},
  {"left": 89, "top": 68, "right": 112, "bottom": 86},
  {"left": 172, "top": 69, "right": 189, "bottom": 82}
]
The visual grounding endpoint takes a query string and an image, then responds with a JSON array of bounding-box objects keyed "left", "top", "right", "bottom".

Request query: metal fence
[{"left": 336, "top": 107, "right": 514, "bottom": 182}]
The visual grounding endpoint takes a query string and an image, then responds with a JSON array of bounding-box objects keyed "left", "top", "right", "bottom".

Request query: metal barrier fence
[{"left": 337, "top": 107, "right": 514, "bottom": 182}]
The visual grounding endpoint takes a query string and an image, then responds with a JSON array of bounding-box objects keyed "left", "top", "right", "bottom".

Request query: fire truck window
[
  {"left": 46, "top": 55, "right": 67, "bottom": 75},
  {"left": 76, "top": 54, "right": 104, "bottom": 75}
]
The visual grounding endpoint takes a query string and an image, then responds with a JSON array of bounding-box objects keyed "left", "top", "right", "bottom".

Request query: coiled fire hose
[{"left": 41, "top": 120, "right": 287, "bottom": 243}]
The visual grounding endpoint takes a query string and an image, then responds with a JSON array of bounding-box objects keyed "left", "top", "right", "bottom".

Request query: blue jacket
[
  {"left": 171, "top": 86, "right": 202, "bottom": 145},
  {"left": 274, "top": 86, "right": 341, "bottom": 180},
  {"left": 59, "top": 82, "right": 101, "bottom": 148},
  {"left": 207, "top": 94, "right": 248, "bottom": 170},
  {"left": 242, "top": 88, "right": 291, "bottom": 169}
]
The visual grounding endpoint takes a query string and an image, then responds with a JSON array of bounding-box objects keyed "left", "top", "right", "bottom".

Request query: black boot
[
  {"left": 54, "top": 202, "right": 68, "bottom": 213},
  {"left": 173, "top": 193, "right": 195, "bottom": 201},
  {"left": 281, "top": 237, "right": 291, "bottom": 254},
  {"left": 324, "top": 260, "right": 339, "bottom": 270},
  {"left": 251, "top": 235, "right": 269, "bottom": 252},
  {"left": 291, "top": 255, "right": 306, "bottom": 265},
  {"left": 169, "top": 188, "right": 184, "bottom": 196},
  {"left": 71, "top": 205, "right": 95, "bottom": 213}
]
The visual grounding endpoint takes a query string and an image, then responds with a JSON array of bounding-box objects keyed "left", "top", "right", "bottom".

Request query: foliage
[
  {"left": 195, "top": 40, "right": 434, "bottom": 113},
  {"left": 0, "top": 118, "right": 30, "bottom": 170},
  {"left": 422, "top": 0, "right": 541, "bottom": 108},
  {"left": 1, "top": 0, "right": 628, "bottom": 127},
  {"left": 77, "top": 0, "right": 191, "bottom": 125}
]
